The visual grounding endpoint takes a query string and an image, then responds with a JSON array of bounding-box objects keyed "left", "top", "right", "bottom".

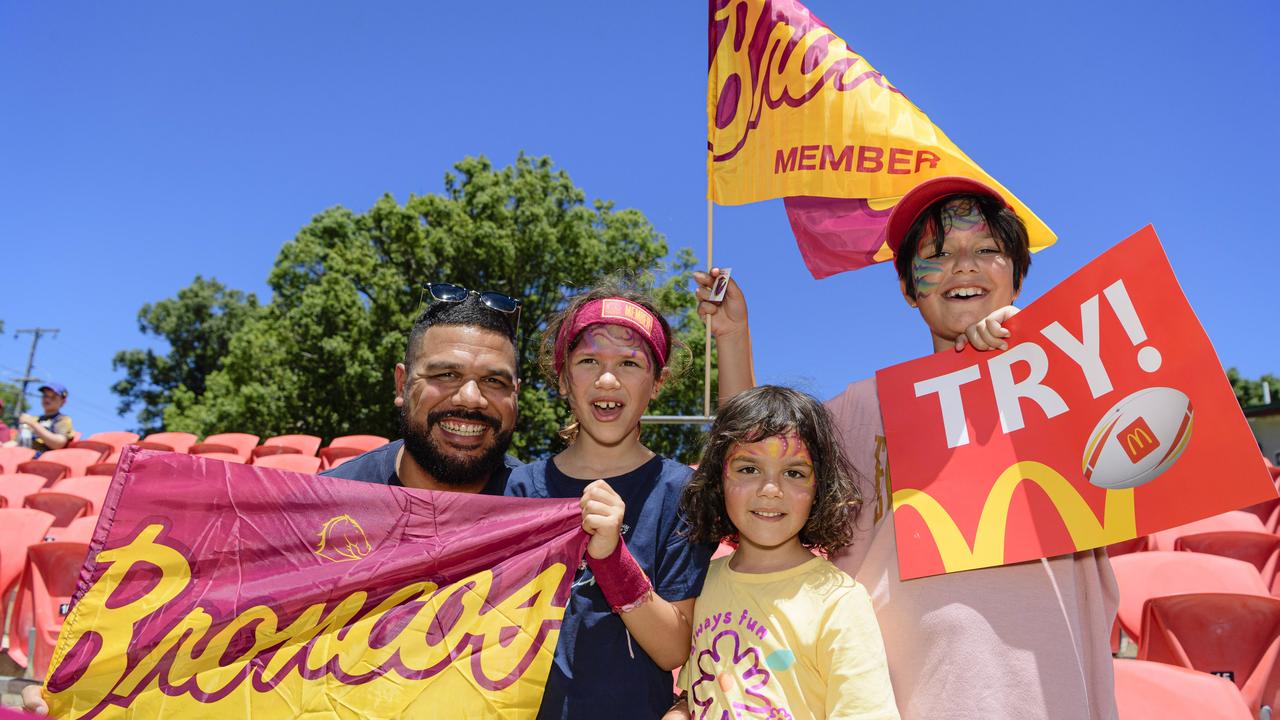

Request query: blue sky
[{"left": 1, "top": 1, "right": 1276, "bottom": 436}]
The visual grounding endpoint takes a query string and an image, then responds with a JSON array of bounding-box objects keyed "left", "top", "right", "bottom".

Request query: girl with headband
[{"left": 507, "top": 283, "right": 713, "bottom": 720}]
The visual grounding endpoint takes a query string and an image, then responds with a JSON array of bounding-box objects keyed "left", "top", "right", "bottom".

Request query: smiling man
[{"left": 321, "top": 290, "right": 520, "bottom": 494}]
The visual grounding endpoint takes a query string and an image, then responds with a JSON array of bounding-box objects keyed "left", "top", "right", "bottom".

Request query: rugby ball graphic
[{"left": 1081, "top": 387, "right": 1194, "bottom": 490}]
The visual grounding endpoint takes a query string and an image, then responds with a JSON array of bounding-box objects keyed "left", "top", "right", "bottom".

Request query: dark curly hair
[
  {"left": 680, "top": 385, "right": 864, "bottom": 555},
  {"left": 895, "top": 192, "right": 1031, "bottom": 300}
]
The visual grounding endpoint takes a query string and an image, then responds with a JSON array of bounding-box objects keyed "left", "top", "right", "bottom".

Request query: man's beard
[{"left": 399, "top": 406, "right": 513, "bottom": 488}]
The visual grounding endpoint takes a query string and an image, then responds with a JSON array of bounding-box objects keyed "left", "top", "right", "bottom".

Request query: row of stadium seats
[{"left": 1107, "top": 468, "right": 1280, "bottom": 717}]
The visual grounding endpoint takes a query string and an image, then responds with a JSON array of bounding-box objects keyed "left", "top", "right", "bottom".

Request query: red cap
[
  {"left": 885, "top": 176, "right": 1009, "bottom": 256},
  {"left": 553, "top": 298, "right": 668, "bottom": 375}
]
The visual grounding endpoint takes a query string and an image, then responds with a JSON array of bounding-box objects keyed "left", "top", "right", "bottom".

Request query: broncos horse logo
[{"left": 313, "top": 514, "right": 372, "bottom": 563}]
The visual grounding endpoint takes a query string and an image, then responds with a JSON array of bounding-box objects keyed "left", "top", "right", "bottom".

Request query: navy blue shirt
[
  {"left": 506, "top": 455, "right": 713, "bottom": 720},
  {"left": 319, "top": 439, "right": 518, "bottom": 495}
]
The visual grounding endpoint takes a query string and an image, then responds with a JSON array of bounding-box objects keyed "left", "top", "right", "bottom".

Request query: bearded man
[{"left": 322, "top": 285, "right": 521, "bottom": 494}]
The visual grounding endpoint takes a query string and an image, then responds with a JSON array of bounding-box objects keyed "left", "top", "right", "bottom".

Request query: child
[
  {"left": 676, "top": 385, "right": 898, "bottom": 720},
  {"left": 506, "top": 283, "right": 713, "bottom": 720}
]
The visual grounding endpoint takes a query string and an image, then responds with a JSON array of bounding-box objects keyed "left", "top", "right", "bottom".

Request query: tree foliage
[
  {"left": 1226, "top": 367, "right": 1280, "bottom": 408},
  {"left": 151, "top": 155, "right": 711, "bottom": 461},
  {"left": 110, "top": 278, "right": 260, "bottom": 434}
]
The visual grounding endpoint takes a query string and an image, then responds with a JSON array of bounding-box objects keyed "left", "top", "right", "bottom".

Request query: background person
[{"left": 19, "top": 383, "right": 74, "bottom": 453}]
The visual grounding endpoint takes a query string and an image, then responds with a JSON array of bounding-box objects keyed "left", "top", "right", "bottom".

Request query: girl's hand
[
  {"left": 955, "top": 305, "right": 1020, "bottom": 352},
  {"left": 21, "top": 684, "right": 48, "bottom": 714},
  {"left": 693, "top": 268, "right": 749, "bottom": 341},
  {"left": 580, "top": 480, "right": 625, "bottom": 560},
  {"left": 660, "top": 696, "right": 692, "bottom": 720}
]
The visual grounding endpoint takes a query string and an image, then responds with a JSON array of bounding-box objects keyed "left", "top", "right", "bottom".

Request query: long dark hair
[{"left": 680, "top": 385, "right": 864, "bottom": 555}]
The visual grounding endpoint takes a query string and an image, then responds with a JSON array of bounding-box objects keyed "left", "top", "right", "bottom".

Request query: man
[
  {"left": 321, "top": 290, "right": 521, "bottom": 494},
  {"left": 18, "top": 383, "right": 75, "bottom": 453},
  {"left": 696, "top": 177, "right": 1118, "bottom": 720}
]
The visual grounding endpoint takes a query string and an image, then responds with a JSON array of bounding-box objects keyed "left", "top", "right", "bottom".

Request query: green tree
[
  {"left": 162, "top": 154, "right": 711, "bottom": 461},
  {"left": 111, "top": 277, "right": 260, "bottom": 433},
  {"left": 1226, "top": 367, "right": 1280, "bottom": 407}
]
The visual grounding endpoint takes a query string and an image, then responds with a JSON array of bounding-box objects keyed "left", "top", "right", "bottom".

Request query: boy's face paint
[
  {"left": 904, "top": 198, "right": 1018, "bottom": 352},
  {"left": 561, "top": 323, "right": 661, "bottom": 448},
  {"left": 722, "top": 433, "right": 816, "bottom": 553}
]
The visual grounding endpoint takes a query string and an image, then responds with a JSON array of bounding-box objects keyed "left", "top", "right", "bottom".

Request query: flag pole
[{"left": 704, "top": 198, "right": 713, "bottom": 418}]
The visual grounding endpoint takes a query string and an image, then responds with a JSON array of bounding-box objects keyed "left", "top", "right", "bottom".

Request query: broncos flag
[
  {"left": 41, "top": 447, "right": 586, "bottom": 719},
  {"left": 708, "top": 0, "right": 1056, "bottom": 278}
]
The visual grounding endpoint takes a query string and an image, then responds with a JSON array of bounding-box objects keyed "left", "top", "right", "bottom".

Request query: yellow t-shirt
[{"left": 682, "top": 555, "right": 899, "bottom": 720}]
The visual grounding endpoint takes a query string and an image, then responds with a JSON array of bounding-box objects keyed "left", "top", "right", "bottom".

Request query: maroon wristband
[{"left": 585, "top": 536, "right": 652, "bottom": 613}]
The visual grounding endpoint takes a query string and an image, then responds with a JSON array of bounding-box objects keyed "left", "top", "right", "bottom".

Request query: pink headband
[{"left": 553, "top": 298, "right": 668, "bottom": 375}]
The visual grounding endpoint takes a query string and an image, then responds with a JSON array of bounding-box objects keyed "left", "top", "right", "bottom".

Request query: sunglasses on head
[{"left": 423, "top": 282, "right": 522, "bottom": 331}]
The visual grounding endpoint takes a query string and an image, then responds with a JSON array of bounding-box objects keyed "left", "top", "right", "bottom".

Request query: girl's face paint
[
  {"left": 562, "top": 323, "right": 661, "bottom": 448},
  {"left": 722, "top": 432, "right": 816, "bottom": 554},
  {"left": 908, "top": 198, "right": 1017, "bottom": 352}
]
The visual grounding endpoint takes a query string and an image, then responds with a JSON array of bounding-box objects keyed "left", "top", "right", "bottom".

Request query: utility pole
[{"left": 13, "top": 327, "right": 59, "bottom": 419}]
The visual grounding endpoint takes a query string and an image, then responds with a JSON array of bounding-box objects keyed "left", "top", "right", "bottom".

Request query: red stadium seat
[
  {"left": 1113, "top": 658, "right": 1252, "bottom": 720},
  {"left": 1111, "top": 551, "right": 1270, "bottom": 646},
  {"left": 327, "top": 435, "right": 390, "bottom": 452},
  {"left": 85, "top": 462, "right": 117, "bottom": 477},
  {"left": 253, "top": 454, "right": 322, "bottom": 474},
  {"left": 262, "top": 434, "right": 321, "bottom": 457},
  {"left": 251, "top": 445, "right": 302, "bottom": 462},
  {"left": 1138, "top": 593, "right": 1280, "bottom": 716},
  {"left": 188, "top": 442, "right": 239, "bottom": 456},
  {"left": 131, "top": 441, "right": 177, "bottom": 452},
  {"left": 1150, "top": 511, "right": 1268, "bottom": 551},
  {"left": 85, "top": 431, "right": 139, "bottom": 462},
  {"left": 0, "top": 474, "right": 47, "bottom": 511},
  {"left": 1175, "top": 532, "right": 1280, "bottom": 593},
  {"left": 0, "top": 508, "right": 55, "bottom": 629},
  {"left": 1107, "top": 536, "right": 1149, "bottom": 557},
  {"left": 65, "top": 440, "right": 111, "bottom": 462},
  {"left": 0, "top": 446, "right": 37, "bottom": 474},
  {"left": 319, "top": 445, "right": 364, "bottom": 470},
  {"left": 45, "top": 515, "right": 98, "bottom": 544},
  {"left": 36, "top": 448, "right": 105, "bottom": 478},
  {"left": 1239, "top": 498, "right": 1280, "bottom": 533},
  {"left": 16, "top": 460, "right": 69, "bottom": 485},
  {"left": 195, "top": 452, "right": 246, "bottom": 465},
  {"left": 202, "top": 433, "right": 260, "bottom": 459},
  {"left": 49, "top": 477, "right": 111, "bottom": 515},
  {"left": 7, "top": 541, "right": 90, "bottom": 676},
  {"left": 141, "top": 432, "right": 198, "bottom": 454},
  {"left": 23, "top": 492, "right": 91, "bottom": 527}
]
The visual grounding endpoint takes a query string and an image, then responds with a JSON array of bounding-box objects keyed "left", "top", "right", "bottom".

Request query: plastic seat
[
  {"left": 16, "top": 460, "right": 69, "bottom": 485},
  {"left": 7, "top": 541, "right": 90, "bottom": 676},
  {"left": 188, "top": 442, "right": 239, "bottom": 456},
  {"left": 85, "top": 462, "right": 117, "bottom": 477},
  {"left": 1139, "top": 593, "right": 1280, "bottom": 716},
  {"left": 0, "top": 508, "right": 56, "bottom": 629},
  {"left": 1107, "top": 536, "right": 1149, "bottom": 557},
  {"left": 327, "top": 435, "right": 390, "bottom": 452},
  {"left": 1240, "top": 498, "right": 1280, "bottom": 533},
  {"left": 36, "top": 448, "right": 106, "bottom": 478},
  {"left": 261, "top": 434, "right": 321, "bottom": 457},
  {"left": 0, "top": 474, "right": 48, "bottom": 511},
  {"left": 1111, "top": 551, "right": 1270, "bottom": 646},
  {"left": 49, "top": 515, "right": 98, "bottom": 543},
  {"left": 195, "top": 452, "right": 246, "bottom": 464},
  {"left": 49, "top": 476, "right": 111, "bottom": 515},
  {"left": 252, "top": 454, "right": 321, "bottom": 474},
  {"left": 319, "top": 445, "right": 365, "bottom": 470},
  {"left": 1175, "top": 532, "right": 1280, "bottom": 593},
  {"left": 65, "top": 440, "right": 112, "bottom": 462},
  {"left": 131, "top": 441, "right": 177, "bottom": 452},
  {"left": 1150, "top": 511, "right": 1268, "bottom": 551},
  {"left": 0, "top": 447, "right": 37, "bottom": 474},
  {"left": 22, "top": 492, "right": 92, "bottom": 527},
  {"left": 85, "top": 431, "right": 139, "bottom": 462},
  {"left": 202, "top": 433, "right": 260, "bottom": 459},
  {"left": 1113, "top": 658, "right": 1252, "bottom": 719},
  {"left": 141, "top": 432, "right": 197, "bottom": 454},
  {"left": 251, "top": 445, "right": 302, "bottom": 462}
]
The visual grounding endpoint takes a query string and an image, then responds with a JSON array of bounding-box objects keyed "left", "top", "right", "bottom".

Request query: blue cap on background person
[{"left": 38, "top": 382, "right": 68, "bottom": 398}]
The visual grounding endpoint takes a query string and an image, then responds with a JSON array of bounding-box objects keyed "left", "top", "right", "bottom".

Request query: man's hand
[
  {"left": 20, "top": 684, "right": 47, "bottom": 714},
  {"left": 693, "top": 268, "right": 748, "bottom": 340},
  {"left": 18, "top": 414, "right": 37, "bottom": 428},
  {"left": 580, "top": 480, "right": 625, "bottom": 560},
  {"left": 955, "top": 305, "right": 1020, "bottom": 351}
]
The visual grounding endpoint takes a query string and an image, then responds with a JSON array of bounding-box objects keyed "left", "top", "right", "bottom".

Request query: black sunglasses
[{"left": 422, "top": 283, "right": 522, "bottom": 332}]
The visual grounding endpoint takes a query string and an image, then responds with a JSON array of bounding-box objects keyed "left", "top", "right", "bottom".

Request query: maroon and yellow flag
[
  {"left": 707, "top": 0, "right": 1056, "bottom": 277},
  {"left": 44, "top": 448, "right": 586, "bottom": 719}
]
